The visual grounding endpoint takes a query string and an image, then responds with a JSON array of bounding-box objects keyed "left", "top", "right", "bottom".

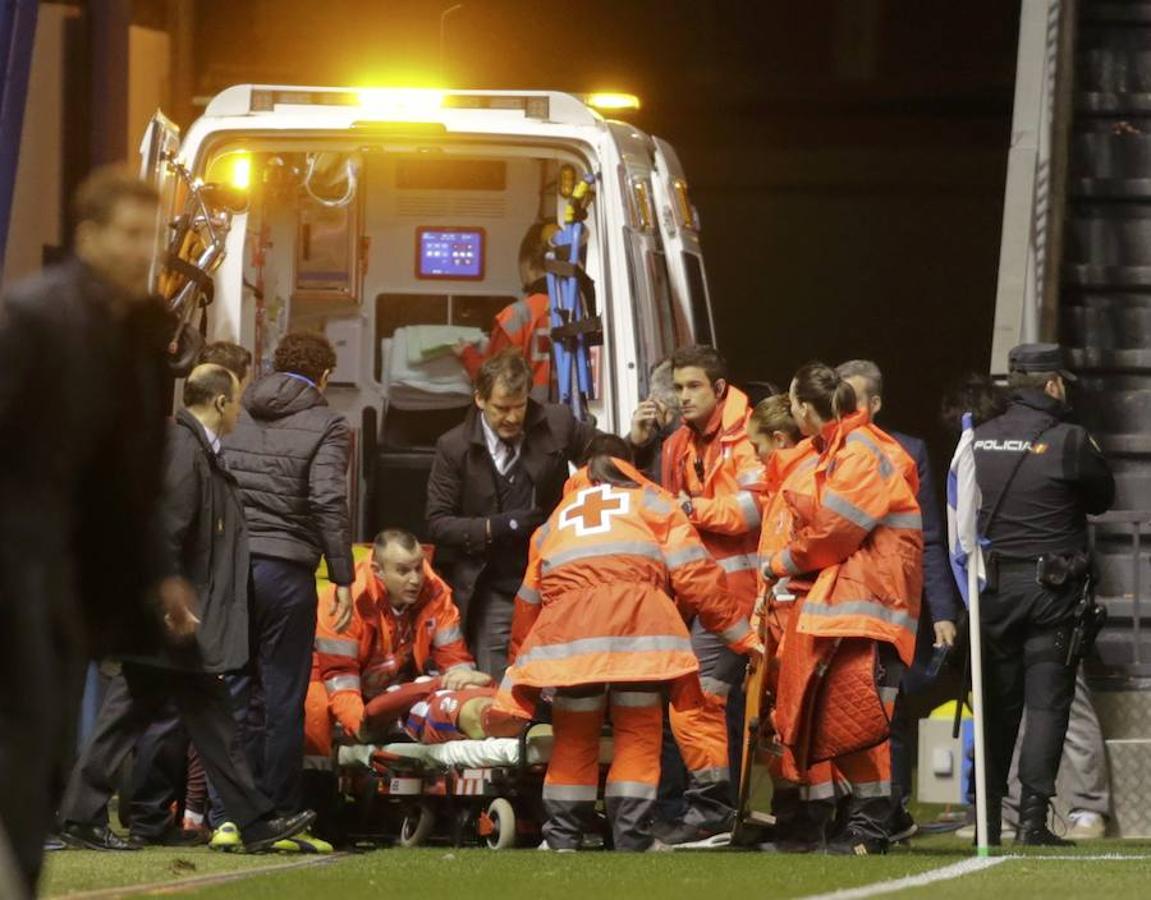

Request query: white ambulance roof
[{"left": 179, "top": 85, "right": 612, "bottom": 158}]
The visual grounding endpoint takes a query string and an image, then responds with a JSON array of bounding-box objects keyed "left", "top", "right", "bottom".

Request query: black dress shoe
[
  {"left": 43, "top": 835, "right": 68, "bottom": 852},
  {"left": 60, "top": 823, "right": 141, "bottom": 851},
  {"left": 241, "top": 810, "right": 317, "bottom": 853}
]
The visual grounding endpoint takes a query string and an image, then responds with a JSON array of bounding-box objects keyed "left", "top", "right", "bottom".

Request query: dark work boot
[
  {"left": 972, "top": 796, "right": 1003, "bottom": 848},
  {"left": 1016, "top": 791, "right": 1074, "bottom": 847}
]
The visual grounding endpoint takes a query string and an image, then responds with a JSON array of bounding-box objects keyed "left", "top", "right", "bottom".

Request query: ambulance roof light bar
[{"left": 202, "top": 85, "right": 601, "bottom": 127}]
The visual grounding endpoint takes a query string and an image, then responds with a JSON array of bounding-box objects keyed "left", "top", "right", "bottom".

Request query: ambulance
[{"left": 143, "top": 85, "right": 716, "bottom": 539}]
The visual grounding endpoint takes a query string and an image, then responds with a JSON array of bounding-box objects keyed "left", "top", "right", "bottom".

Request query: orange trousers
[{"left": 542, "top": 686, "right": 663, "bottom": 851}]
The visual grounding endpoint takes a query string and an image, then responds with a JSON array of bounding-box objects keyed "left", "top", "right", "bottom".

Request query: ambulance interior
[{"left": 204, "top": 141, "right": 602, "bottom": 540}]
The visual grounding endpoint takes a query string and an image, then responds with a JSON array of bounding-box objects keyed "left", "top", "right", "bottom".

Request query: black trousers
[
  {"left": 59, "top": 663, "right": 272, "bottom": 831},
  {"left": 126, "top": 706, "right": 190, "bottom": 839},
  {"left": 0, "top": 551, "right": 87, "bottom": 895},
  {"left": 241, "top": 556, "right": 318, "bottom": 817},
  {"left": 980, "top": 562, "right": 1078, "bottom": 801}
]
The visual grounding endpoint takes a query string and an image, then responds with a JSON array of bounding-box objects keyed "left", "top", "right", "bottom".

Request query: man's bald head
[
  {"left": 183, "top": 364, "right": 243, "bottom": 438},
  {"left": 183, "top": 364, "right": 237, "bottom": 409}
]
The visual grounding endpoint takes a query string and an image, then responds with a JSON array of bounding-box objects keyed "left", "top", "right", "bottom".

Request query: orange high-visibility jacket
[
  {"left": 764, "top": 412, "right": 923, "bottom": 665},
  {"left": 753, "top": 440, "right": 820, "bottom": 649},
  {"left": 312, "top": 558, "right": 476, "bottom": 736},
  {"left": 458, "top": 292, "right": 551, "bottom": 392},
  {"left": 660, "top": 387, "right": 766, "bottom": 616},
  {"left": 497, "top": 458, "right": 755, "bottom": 719}
]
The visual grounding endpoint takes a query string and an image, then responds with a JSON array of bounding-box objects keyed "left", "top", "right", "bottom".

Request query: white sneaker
[{"left": 1067, "top": 810, "right": 1106, "bottom": 840}]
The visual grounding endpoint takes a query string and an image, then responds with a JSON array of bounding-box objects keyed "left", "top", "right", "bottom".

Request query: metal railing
[{"left": 1089, "top": 511, "right": 1150, "bottom": 671}]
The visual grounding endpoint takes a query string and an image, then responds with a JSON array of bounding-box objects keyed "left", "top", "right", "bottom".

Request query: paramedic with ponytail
[
  {"left": 495, "top": 446, "right": 759, "bottom": 852},
  {"left": 763, "top": 363, "right": 923, "bottom": 855}
]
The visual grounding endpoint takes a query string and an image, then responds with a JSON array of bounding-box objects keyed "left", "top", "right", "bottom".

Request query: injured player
[{"left": 302, "top": 529, "right": 502, "bottom": 839}]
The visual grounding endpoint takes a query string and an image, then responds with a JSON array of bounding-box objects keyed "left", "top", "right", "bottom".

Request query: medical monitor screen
[{"left": 416, "top": 227, "right": 485, "bottom": 280}]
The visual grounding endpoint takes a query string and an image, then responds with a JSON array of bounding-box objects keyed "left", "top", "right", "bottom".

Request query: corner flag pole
[
  {"left": 967, "top": 550, "right": 991, "bottom": 857},
  {"left": 947, "top": 410, "right": 991, "bottom": 857}
]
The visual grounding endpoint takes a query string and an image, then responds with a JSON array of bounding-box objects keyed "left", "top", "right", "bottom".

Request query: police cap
[{"left": 1007, "top": 342, "right": 1077, "bottom": 383}]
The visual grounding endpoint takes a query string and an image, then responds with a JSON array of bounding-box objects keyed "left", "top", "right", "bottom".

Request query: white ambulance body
[{"left": 143, "top": 86, "right": 716, "bottom": 538}]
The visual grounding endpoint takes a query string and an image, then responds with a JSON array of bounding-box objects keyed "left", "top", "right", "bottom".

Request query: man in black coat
[
  {"left": 426, "top": 350, "right": 597, "bottom": 682},
  {"left": 222, "top": 331, "right": 355, "bottom": 819},
  {"left": 0, "top": 168, "right": 194, "bottom": 894},
  {"left": 58, "top": 366, "right": 315, "bottom": 853}
]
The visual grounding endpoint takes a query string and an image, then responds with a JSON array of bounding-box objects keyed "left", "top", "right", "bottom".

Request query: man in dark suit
[
  {"left": 838, "top": 359, "right": 962, "bottom": 840},
  {"left": 58, "top": 365, "right": 315, "bottom": 853},
  {"left": 426, "top": 349, "right": 597, "bottom": 682},
  {"left": 0, "top": 167, "right": 193, "bottom": 894}
]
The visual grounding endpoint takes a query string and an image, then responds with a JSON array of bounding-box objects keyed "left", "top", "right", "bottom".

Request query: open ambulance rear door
[{"left": 650, "top": 136, "right": 716, "bottom": 347}]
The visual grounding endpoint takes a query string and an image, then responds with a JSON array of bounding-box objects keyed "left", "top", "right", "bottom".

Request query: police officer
[{"left": 972, "top": 343, "right": 1114, "bottom": 846}]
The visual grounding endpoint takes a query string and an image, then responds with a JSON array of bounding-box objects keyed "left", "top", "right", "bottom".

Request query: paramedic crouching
[
  {"left": 971, "top": 343, "right": 1114, "bottom": 846},
  {"left": 425, "top": 350, "right": 596, "bottom": 683}
]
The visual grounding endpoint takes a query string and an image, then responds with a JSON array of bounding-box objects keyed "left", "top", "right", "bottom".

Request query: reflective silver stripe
[
  {"left": 609, "top": 690, "right": 662, "bottom": 708},
  {"left": 846, "top": 432, "right": 894, "bottom": 478},
  {"left": 518, "top": 634, "right": 694, "bottom": 666},
  {"left": 721, "top": 620, "right": 751, "bottom": 644},
  {"left": 699, "top": 676, "right": 732, "bottom": 698},
  {"left": 801, "top": 599, "right": 917, "bottom": 633},
  {"left": 432, "top": 624, "right": 463, "bottom": 648},
  {"left": 542, "top": 784, "right": 599, "bottom": 802},
  {"left": 736, "top": 491, "right": 761, "bottom": 528},
  {"left": 543, "top": 541, "right": 664, "bottom": 572},
  {"left": 690, "top": 766, "right": 730, "bottom": 785},
  {"left": 664, "top": 544, "right": 710, "bottom": 570},
  {"left": 642, "top": 487, "right": 672, "bottom": 516},
  {"left": 303, "top": 754, "right": 333, "bottom": 771},
  {"left": 532, "top": 523, "right": 551, "bottom": 550},
  {"left": 775, "top": 548, "right": 801, "bottom": 576},
  {"left": 445, "top": 661, "right": 477, "bottom": 672},
  {"left": 850, "top": 779, "right": 891, "bottom": 798},
  {"left": 737, "top": 467, "right": 766, "bottom": 488},
  {"left": 315, "top": 638, "right": 358, "bottom": 658},
  {"left": 604, "top": 781, "right": 658, "bottom": 800},
  {"left": 718, "top": 553, "right": 757, "bottom": 575},
  {"left": 880, "top": 686, "right": 900, "bottom": 703},
  {"left": 799, "top": 780, "right": 839, "bottom": 801},
  {"left": 323, "top": 674, "right": 361, "bottom": 694},
  {"left": 880, "top": 511, "right": 923, "bottom": 530},
  {"left": 516, "top": 585, "right": 541, "bottom": 606},
  {"left": 553, "top": 693, "right": 606, "bottom": 711},
  {"left": 503, "top": 299, "right": 532, "bottom": 332},
  {"left": 823, "top": 491, "right": 877, "bottom": 532}
]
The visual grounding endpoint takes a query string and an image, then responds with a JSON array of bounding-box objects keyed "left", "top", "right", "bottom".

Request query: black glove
[{"left": 488, "top": 509, "right": 545, "bottom": 543}]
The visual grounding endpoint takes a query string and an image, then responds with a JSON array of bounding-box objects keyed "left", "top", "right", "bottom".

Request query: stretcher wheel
[
  {"left": 485, "top": 798, "right": 517, "bottom": 850},
  {"left": 399, "top": 801, "right": 435, "bottom": 847}
]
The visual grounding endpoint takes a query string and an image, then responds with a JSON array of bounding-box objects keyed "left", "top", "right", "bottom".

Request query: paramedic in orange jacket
[
  {"left": 629, "top": 344, "right": 767, "bottom": 845},
  {"left": 455, "top": 221, "right": 555, "bottom": 401},
  {"left": 303, "top": 531, "right": 492, "bottom": 829},
  {"left": 749, "top": 395, "right": 845, "bottom": 850},
  {"left": 496, "top": 451, "right": 759, "bottom": 852},
  {"left": 762, "top": 363, "right": 923, "bottom": 855}
]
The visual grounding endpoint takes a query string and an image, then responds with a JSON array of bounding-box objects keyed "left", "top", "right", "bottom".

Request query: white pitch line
[
  {"left": 797, "top": 856, "right": 1009, "bottom": 900},
  {"left": 1003, "top": 853, "right": 1151, "bottom": 861}
]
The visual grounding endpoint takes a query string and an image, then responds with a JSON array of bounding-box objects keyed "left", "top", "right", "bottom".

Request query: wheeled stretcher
[{"left": 334, "top": 727, "right": 613, "bottom": 849}]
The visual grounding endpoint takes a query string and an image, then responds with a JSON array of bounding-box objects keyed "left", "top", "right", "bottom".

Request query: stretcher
[{"left": 334, "top": 727, "right": 613, "bottom": 850}]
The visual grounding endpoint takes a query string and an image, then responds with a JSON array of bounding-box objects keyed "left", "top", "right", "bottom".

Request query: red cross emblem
[{"left": 558, "top": 484, "right": 630, "bottom": 536}]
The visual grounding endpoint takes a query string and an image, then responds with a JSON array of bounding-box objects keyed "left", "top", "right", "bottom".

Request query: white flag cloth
[{"left": 947, "top": 412, "right": 986, "bottom": 607}]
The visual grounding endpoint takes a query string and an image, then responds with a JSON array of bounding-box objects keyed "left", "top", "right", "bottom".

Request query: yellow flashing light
[
  {"left": 585, "top": 92, "right": 641, "bottom": 112},
  {"left": 230, "top": 154, "right": 251, "bottom": 190},
  {"left": 357, "top": 88, "right": 445, "bottom": 119},
  {"left": 206, "top": 150, "right": 252, "bottom": 191}
]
